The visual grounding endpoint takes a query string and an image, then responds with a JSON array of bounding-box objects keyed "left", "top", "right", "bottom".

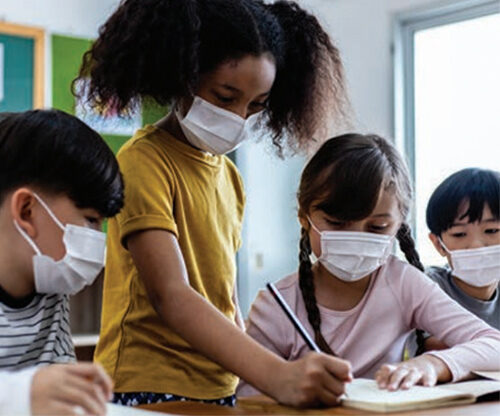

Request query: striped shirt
[{"left": 0, "top": 286, "right": 75, "bottom": 370}]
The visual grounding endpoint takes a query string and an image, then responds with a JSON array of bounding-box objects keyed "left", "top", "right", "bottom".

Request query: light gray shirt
[{"left": 426, "top": 266, "right": 499, "bottom": 330}]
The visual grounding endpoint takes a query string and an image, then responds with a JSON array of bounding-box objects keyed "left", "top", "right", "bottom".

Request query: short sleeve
[{"left": 116, "top": 140, "right": 178, "bottom": 247}]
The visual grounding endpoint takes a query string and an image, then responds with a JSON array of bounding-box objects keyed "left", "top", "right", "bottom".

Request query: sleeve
[
  {"left": 236, "top": 289, "right": 292, "bottom": 397},
  {"left": 395, "top": 265, "right": 500, "bottom": 381},
  {"left": 116, "top": 141, "right": 178, "bottom": 247},
  {"left": 0, "top": 367, "right": 38, "bottom": 415}
]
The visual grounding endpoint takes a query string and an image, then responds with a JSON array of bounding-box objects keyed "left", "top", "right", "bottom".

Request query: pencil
[
  {"left": 266, "top": 282, "right": 350, "bottom": 398},
  {"left": 266, "top": 282, "right": 321, "bottom": 353}
]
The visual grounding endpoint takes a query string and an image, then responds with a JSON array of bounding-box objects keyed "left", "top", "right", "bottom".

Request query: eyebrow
[
  {"left": 451, "top": 218, "right": 499, "bottom": 227},
  {"left": 371, "top": 213, "right": 392, "bottom": 218},
  {"left": 218, "top": 84, "right": 271, "bottom": 97}
]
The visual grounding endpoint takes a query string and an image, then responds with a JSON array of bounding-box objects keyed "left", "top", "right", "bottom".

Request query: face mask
[
  {"left": 175, "top": 96, "right": 262, "bottom": 155},
  {"left": 440, "top": 240, "right": 500, "bottom": 287},
  {"left": 14, "top": 193, "right": 106, "bottom": 295},
  {"left": 308, "top": 217, "right": 394, "bottom": 282}
]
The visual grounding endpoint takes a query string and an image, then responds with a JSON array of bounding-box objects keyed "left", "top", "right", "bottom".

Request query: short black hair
[
  {"left": 0, "top": 109, "right": 124, "bottom": 217},
  {"left": 426, "top": 168, "right": 500, "bottom": 236}
]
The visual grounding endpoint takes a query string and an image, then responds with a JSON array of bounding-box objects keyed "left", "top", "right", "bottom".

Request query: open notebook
[{"left": 343, "top": 378, "right": 500, "bottom": 413}]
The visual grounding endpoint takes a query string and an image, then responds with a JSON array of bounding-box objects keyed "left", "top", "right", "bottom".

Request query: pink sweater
[{"left": 238, "top": 256, "right": 500, "bottom": 396}]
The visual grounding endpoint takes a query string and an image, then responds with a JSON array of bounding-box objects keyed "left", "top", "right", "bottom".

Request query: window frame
[{"left": 392, "top": 0, "right": 499, "bottom": 232}]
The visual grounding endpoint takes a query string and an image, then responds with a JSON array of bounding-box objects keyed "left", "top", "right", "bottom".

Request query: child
[
  {"left": 238, "top": 134, "right": 500, "bottom": 396},
  {"left": 76, "top": 0, "right": 352, "bottom": 408},
  {"left": 417, "top": 168, "right": 500, "bottom": 352},
  {"left": 0, "top": 110, "right": 122, "bottom": 415}
]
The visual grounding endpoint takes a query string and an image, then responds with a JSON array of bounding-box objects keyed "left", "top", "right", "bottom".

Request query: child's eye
[
  {"left": 370, "top": 224, "right": 389, "bottom": 232},
  {"left": 485, "top": 228, "right": 499, "bottom": 235},
  {"left": 85, "top": 216, "right": 99, "bottom": 225},
  {"left": 250, "top": 100, "right": 268, "bottom": 111},
  {"left": 326, "top": 219, "right": 346, "bottom": 227},
  {"left": 214, "top": 93, "right": 234, "bottom": 104},
  {"left": 451, "top": 232, "right": 467, "bottom": 238}
]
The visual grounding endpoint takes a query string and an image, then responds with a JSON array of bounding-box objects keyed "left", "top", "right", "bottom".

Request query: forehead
[
  {"left": 201, "top": 54, "right": 276, "bottom": 95},
  {"left": 454, "top": 200, "right": 494, "bottom": 223},
  {"left": 371, "top": 188, "right": 401, "bottom": 217}
]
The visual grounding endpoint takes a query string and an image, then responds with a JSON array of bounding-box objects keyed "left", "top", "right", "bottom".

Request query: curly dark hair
[{"left": 75, "top": 0, "right": 349, "bottom": 155}]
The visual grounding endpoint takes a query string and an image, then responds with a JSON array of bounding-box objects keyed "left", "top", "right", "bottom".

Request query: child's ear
[
  {"left": 10, "top": 188, "right": 38, "bottom": 238},
  {"left": 429, "top": 232, "right": 446, "bottom": 256},
  {"left": 297, "top": 209, "right": 309, "bottom": 230}
]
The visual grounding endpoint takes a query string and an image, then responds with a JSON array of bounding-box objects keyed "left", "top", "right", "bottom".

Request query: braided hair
[
  {"left": 298, "top": 228, "right": 335, "bottom": 355},
  {"left": 296, "top": 133, "right": 424, "bottom": 354}
]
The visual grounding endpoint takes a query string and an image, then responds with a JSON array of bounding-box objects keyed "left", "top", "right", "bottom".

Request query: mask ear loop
[
  {"left": 438, "top": 237, "right": 451, "bottom": 254},
  {"left": 307, "top": 216, "right": 322, "bottom": 235},
  {"left": 13, "top": 220, "right": 42, "bottom": 256},
  {"left": 32, "top": 192, "right": 65, "bottom": 231}
]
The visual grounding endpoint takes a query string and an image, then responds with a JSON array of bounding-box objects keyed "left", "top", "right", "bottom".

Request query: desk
[{"left": 140, "top": 396, "right": 500, "bottom": 415}]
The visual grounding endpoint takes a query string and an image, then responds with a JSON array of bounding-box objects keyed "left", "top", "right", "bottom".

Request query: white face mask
[
  {"left": 309, "top": 217, "right": 394, "bottom": 282},
  {"left": 440, "top": 240, "right": 500, "bottom": 287},
  {"left": 175, "top": 96, "right": 262, "bottom": 155},
  {"left": 14, "top": 193, "right": 106, "bottom": 295}
]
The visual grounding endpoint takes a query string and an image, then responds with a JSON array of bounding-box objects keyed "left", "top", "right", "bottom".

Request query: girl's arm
[
  {"left": 232, "top": 279, "right": 245, "bottom": 331},
  {"left": 128, "top": 229, "right": 352, "bottom": 407},
  {"left": 376, "top": 265, "right": 500, "bottom": 390}
]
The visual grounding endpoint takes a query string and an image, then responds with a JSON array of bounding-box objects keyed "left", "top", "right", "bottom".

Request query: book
[
  {"left": 107, "top": 403, "right": 173, "bottom": 416},
  {"left": 342, "top": 378, "right": 500, "bottom": 413}
]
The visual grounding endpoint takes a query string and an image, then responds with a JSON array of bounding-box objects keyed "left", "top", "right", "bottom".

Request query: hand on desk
[
  {"left": 375, "top": 355, "right": 452, "bottom": 391},
  {"left": 273, "top": 352, "right": 352, "bottom": 408},
  {"left": 31, "top": 363, "right": 113, "bottom": 415}
]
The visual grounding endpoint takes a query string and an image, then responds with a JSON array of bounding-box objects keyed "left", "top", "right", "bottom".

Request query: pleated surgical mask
[{"left": 14, "top": 193, "right": 106, "bottom": 295}]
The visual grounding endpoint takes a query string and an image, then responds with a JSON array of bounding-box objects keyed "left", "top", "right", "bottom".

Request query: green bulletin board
[{"left": 51, "top": 34, "right": 168, "bottom": 155}]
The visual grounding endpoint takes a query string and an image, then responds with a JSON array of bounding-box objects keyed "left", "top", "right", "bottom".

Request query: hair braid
[
  {"left": 298, "top": 228, "right": 335, "bottom": 355},
  {"left": 396, "top": 223, "right": 424, "bottom": 272},
  {"left": 397, "top": 223, "right": 426, "bottom": 354}
]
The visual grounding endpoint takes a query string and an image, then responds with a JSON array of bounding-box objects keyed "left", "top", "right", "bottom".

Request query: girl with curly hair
[{"left": 76, "top": 0, "right": 351, "bottom": 408}]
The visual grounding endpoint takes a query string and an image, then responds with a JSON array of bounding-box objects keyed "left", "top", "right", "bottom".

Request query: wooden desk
[{"left": 140, "top": 395, "right": 500, "bottom": 415}]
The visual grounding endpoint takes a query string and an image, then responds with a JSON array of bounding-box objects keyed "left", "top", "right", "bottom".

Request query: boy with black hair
[
  {"left": 0, "top": 109, "right": 123, "bottom": 415},
  {"left": 419, "top": 168, "right": 500, "bottom": 352}
]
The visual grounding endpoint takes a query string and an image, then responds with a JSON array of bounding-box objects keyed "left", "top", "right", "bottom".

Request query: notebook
[
  {"left": 342, "top": 378, "right": 500, "bottom": 413},
  {"left": 106, "top": 403, "right": 172, "bottom": 416}
]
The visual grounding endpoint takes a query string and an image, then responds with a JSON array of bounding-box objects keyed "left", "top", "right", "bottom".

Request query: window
[{"left": 394, "top": 0, "right": 500, "bottom": 264}]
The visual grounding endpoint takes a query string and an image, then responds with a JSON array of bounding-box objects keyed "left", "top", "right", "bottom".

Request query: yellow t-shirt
[{"left": 94, "top": 125, "right": 244, "bottom": 399}]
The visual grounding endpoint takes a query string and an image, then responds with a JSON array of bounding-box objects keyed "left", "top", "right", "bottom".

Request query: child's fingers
[
  {"left": 317, "top": 386, "right": 343, "bottom": 407},
  {"left": 323, "top": 356, "right": 352, "bottom": 381},
  {"left": 375, "top": 364, "right": 396, "bottom": 388},
  {"left": 66, "top": 363, "right": 113, "bottom": 399},
  {"left": 421, "top": 370, "right": 438, "bottom": 387},
  {"left": 320, "top": 370, "right": 347, "bottom": 398},
  {"left": 387, "top": 366, "right": 411, "bottom": 391},
  {"left": 56, "top": 383, "right": 106, "bottom": 416},
  {"left": 400, "top": 368, "right": 422, "bottom": 389}
]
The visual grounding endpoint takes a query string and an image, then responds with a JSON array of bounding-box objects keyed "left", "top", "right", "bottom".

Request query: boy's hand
[
  {"left": 31, "top": 363, "right": 113, "bottom": 415},
  {"left": 375, "top": 355, "right": 451, "bottom": 391},
  {"left": 274, "top": 352, "right": 352, "bottom": 407}
]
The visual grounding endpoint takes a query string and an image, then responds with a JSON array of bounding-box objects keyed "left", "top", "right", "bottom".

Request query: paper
[{"left": 106, "top": 403, "right": 173, "bottom": 416}]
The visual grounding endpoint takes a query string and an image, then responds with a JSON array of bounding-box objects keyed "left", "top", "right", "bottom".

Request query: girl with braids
[
  {"left": 75, "top": 0, "right": 352, "bottom": 408},
  {"left": 238, "top": 134, "right": 500, "bottom": 396}
]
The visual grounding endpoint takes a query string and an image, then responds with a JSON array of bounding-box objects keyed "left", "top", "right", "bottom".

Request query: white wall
[
  {"left": 0, "top": 0, "right": 118, "bottom": 38},
  {"left": 301, "top": 0, "right": 442, "bottom": 139}
]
